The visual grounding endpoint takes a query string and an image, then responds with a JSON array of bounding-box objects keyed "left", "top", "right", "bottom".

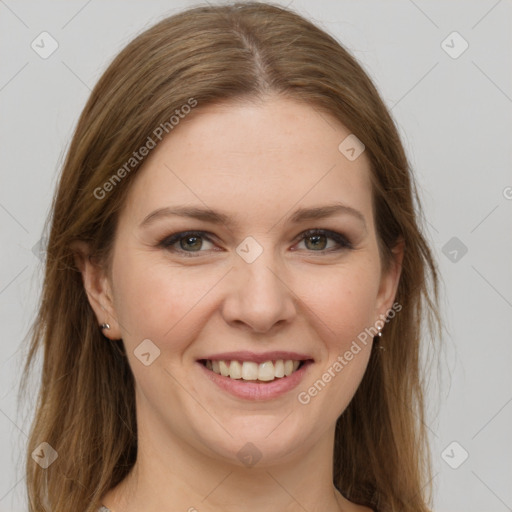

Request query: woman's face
[{"left": 87, "top": 96, "right": 401, "bottom": 468}]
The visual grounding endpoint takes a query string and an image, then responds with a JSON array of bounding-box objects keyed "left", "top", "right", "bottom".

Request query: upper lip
[{"left": 198, "top": 351, "right": 314, "bottom": 364}]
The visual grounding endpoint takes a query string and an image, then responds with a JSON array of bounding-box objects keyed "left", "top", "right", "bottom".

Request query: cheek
[
  {"left": 295, "top": 259, "right": 381, "bottom": 344},
  {"left": 111, "top": 251, "right": 221, "bottom": 347},
  {"left": 286, "top": 263, "right": 381, "bottom": 437}
]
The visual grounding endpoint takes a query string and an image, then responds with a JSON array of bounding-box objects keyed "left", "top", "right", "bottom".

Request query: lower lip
[{"left": 197, "top": 361, "right": 313, "bottom": 401}]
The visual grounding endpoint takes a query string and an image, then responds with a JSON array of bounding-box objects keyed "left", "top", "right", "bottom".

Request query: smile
[
  {"left": 200, "top": 359, "right": 304, "bottom": 382},
  {"left": 197, "top": 352, "right": 314, "bottom": 400}
]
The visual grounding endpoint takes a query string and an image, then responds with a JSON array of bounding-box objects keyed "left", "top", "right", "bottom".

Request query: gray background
[{"left": 1, "top": 0, "right": 511, "bottom": 510}]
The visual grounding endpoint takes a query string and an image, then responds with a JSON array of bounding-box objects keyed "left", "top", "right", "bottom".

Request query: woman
[{"left": 20, "top": 2, "right": 441, "bottom": 511}]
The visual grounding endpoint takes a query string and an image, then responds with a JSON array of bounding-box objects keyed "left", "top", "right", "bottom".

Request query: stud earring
[{"left": 100, "top": 323, "right": 110, "bottom": 330}]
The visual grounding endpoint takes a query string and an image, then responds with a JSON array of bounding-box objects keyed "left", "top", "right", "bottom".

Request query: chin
[{"left": 194, "top": 414, "right": 316, "bottom": 469}]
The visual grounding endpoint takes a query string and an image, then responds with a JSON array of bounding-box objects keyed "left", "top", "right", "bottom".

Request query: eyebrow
[{"left": 140, "top": 202, "right": 367, "bottom": 231}]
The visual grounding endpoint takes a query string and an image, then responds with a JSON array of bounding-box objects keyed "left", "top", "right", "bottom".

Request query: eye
[
  {"left": 159, "top": 231, "right": 216, "bottom": 256},
  {"left": 293, "top": 229, "right": 353, "bottom": 253}
]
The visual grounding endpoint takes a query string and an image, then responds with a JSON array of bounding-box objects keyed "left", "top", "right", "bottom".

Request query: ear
[
  {"left": 375, "top": 238, "right": 404, "bottom": 322},
  {"left": 71, "top": 241, "right": 122, "bottom": 340}
]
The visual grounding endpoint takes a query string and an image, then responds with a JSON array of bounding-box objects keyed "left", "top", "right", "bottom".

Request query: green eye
[
  {"left": 296, "top": 229, "right": 352, "bottom": 252},
  {"left": 160, "top": 231, "right": 215, "bottom": 254}
]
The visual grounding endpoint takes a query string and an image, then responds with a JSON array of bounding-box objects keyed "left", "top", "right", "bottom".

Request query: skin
[{"left": 76, "top": 95, "right": 403, "bottom": 512}]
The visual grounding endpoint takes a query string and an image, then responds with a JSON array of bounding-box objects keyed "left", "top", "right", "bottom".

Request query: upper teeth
[{"left": 205, "top": 359, "right": 301, "bottom": 381}]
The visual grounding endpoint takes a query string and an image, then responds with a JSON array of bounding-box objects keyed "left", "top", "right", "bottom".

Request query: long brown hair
[{"left": 19, "top": 2, "right": 441, "bottom": 511}]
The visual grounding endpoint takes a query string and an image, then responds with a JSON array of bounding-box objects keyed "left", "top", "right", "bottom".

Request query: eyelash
[{"left": 158, "top": 229, "right": 353, "bottom": 257}]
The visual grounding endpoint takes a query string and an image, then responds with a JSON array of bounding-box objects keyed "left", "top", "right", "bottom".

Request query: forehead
[{"left": 121, "top": 96, "right": 374, "bottom": 229}]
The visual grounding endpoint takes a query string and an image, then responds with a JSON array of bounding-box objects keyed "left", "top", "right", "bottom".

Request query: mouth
[
  {"left": 198, "top": 358, "right": 310, "bottom": 383},
  {"left": 196, "top": 351, "right": 314, "bottom": 400}
]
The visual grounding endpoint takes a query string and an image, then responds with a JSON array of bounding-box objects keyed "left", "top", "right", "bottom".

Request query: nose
[{"left": 221, "top": 248, "right": 297, "bottom": 334}]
